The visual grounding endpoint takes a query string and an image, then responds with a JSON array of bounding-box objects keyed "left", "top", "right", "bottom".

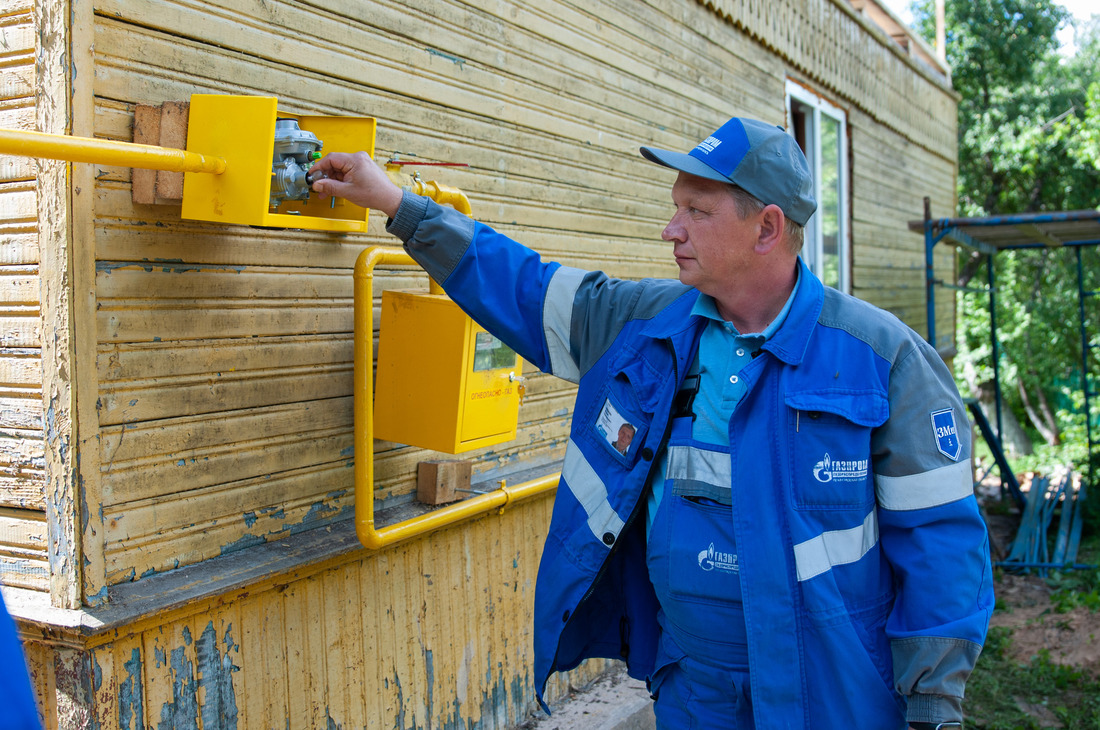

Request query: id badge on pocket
[
  {"left": 596, "top": 397, "right": 639, "bottom": 457},
  {"left": 593, "top": 393, "right": 649, "bottom": 465}
]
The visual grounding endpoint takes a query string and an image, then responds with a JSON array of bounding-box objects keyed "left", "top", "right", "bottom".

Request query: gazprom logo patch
[
  {"left": 697, "top": 542, "right": 739, "bottom": 574},
  {"left": 812, "top": 453, "right": 868, "bottom": 483},
  {"left": 931, "top": 408, "right": 961, "bottom": 461},
  {"left": 694, "top": 135, "right": 722, "bottom": 155}
]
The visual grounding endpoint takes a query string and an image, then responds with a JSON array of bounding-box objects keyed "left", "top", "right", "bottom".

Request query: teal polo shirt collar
[{"left": 689, "top": 266, "right": 801, "bottom": 339}]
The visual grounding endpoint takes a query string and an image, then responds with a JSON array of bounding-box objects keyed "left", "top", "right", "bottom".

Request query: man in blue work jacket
[{"left": 311, "top": 117, "right": 993, "bottom": 729}]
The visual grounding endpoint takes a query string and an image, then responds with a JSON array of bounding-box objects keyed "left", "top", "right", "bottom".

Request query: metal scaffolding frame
[
  {"left": 917, "top": 204, "right": 1100, "bottom": 572},
  {"left": 915, "top": 203, "right": 1100, "bottom": 497}
]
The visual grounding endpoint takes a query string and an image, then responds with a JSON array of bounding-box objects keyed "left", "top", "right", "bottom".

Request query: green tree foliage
[
  {"left": 955, "top": 247, "right": 1100, "bottom": 457},
  {"left": 912, "top": 2, "right": 1100, "bottom": 461},
  {"left": 914, "top": 0, "right": 1100, "bottom": 215},
  {"left": 1058, "top": 27, "right": 1100, "bottom": 175}
]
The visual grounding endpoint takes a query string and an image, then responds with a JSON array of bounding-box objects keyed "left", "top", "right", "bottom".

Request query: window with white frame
[{"left": 786, "top": 82, "right": 850, "bottom": 293}]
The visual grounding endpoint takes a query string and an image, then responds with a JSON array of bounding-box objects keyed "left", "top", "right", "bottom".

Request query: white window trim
[{"left": 785, "top": 81, "right": 850, "bottom": 294}]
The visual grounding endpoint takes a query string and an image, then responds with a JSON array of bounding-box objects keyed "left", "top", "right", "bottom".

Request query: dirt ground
[
  {"left": 983, "top": 502, "right": 1100, "bottom": 679},
  {"left": 989, "top": 571, "right": 1100, "bottom": 676}
]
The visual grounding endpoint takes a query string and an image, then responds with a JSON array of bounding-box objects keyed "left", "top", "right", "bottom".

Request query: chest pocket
[
  {"left": 588, "top": 345, "right": 669, "bottom": 467},
  {"left": 785, "top": 389, "right": 888, "bottom": 510}
]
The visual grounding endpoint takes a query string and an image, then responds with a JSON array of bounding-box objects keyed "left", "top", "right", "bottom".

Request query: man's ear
[{"left": 755, "top": 204, "right": 786, "bottom": 255}]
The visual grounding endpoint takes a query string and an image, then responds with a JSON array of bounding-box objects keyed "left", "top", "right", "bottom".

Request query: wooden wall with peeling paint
[
  {"left": 0, "top": 0, "right": 47, "bottom": 594},
  {"left": 18, "top": 499, "right": 610, "bottom": 729},
  {"left": 1, "top": 0, "right": 958, "bottom": 726}
]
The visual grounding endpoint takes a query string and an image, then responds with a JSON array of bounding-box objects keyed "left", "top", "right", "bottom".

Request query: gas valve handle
[{"left": 509, "top": 372, "right": 527, "bottom": 405}]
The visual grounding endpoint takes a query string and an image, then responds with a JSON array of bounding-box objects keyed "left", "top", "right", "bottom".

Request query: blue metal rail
[
  {"left": 998, "top": 472, "right": 1090, "bottom": 575},
  {"left": 966, "top": 400, "right": 1023, "bottom": 509}
]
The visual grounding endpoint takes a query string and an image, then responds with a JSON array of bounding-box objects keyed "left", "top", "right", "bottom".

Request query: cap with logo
[{"left": 639, "top": 117, "right": 817, "bottom": 226}]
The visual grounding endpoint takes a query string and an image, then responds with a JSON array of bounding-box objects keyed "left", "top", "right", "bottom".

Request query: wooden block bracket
[
  {"left": 417, "top": 460, "right": 473, "bottom": 506},
  {"left": 131, "top": 101, "right": 189, "bottom": 205}
]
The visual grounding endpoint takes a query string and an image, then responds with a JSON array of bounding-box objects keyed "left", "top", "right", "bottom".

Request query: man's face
[{"left": 662, "top": 173, "right": 756, "bottom": 297}]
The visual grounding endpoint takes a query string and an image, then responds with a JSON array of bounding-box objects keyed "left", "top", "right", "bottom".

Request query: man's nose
[{"left": 662, "top": 213, "right": 684, "bottom": 243}]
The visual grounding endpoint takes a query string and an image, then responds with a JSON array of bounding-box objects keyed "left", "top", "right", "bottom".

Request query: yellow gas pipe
[
  {"left": 0, "top": 128, "right": 227, "bottom": 174},
  {"left": 384, "top": 164, "right": 472, "bottom": 296},
  {"left": 385, "top": 162, "right": 472, "bottom": 216},
  {"left": 0, "top": 126, "right": 558, "bottom": 549},
  {"left": 353, "top": 245, "right": 559, "bottom": 550}
]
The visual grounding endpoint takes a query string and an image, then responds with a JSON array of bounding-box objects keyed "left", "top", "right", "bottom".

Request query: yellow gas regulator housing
[
  {"left": 373, "top": 289, "right": 523, "bottom": 454},
  {"left": 182, "top": 94, "right": 375, "bottom": 231}
]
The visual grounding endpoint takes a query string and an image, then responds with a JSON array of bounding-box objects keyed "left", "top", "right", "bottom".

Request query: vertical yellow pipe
[
  {"left": 383, "top": 170, "right": 468, "bottom": 304},
  {"left": 353, "top": 246, "right": 558, "bottom": 551},
  {"left": 353, "top": 247, "right": 385, "bottom": 548}
]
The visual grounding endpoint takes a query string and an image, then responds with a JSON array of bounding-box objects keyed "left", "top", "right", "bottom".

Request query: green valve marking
[{"left": 309, "top": 151, "right": 322, "bottom": 160}]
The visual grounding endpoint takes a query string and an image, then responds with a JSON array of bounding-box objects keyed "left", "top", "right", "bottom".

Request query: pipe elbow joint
[
  {"left": 383, "top": 168, "right": 471, "bottom": 216},
  {"left": 434, "top": 184, "right": 472, "bottom": 216},
  {"left": 356, "top": 521, "right": 386, "bottom": 551}
]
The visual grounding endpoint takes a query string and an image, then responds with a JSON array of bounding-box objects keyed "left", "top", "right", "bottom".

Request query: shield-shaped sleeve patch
[{"left": 930, "top": 408, "right": 961, "bottom": 461}]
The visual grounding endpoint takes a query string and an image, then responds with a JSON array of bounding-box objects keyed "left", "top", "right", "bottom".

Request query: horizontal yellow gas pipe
[
  {"left": 0, "top": 128, "right": 227, "bottom": 174},
  {"left": 354, "top": 245, "right": 558, "bottom": 550}
]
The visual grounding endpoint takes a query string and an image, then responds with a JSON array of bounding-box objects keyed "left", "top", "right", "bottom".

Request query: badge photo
[{"left": 596, "top": 398, "right": 637, "bottom": 456}]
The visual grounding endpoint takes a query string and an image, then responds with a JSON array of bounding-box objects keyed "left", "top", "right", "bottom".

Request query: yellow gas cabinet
[
  {"left": 374, "top": 290, "right": 522, "bottom": 454},
  {"left": 181, "top": 94, "right": 376, "bottom": 232}
]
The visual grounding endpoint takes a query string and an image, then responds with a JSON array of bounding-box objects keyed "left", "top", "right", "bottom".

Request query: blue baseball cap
[{"left": 640, "top": 118, "right": 817, "bottom": 226}]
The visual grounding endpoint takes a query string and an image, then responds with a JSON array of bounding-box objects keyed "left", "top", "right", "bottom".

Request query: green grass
[
  {"left": 966, "top": 456, "right": 1100, "bottom": 726},
  {"left": 1048, "top": 534, "right": 1100, "bottom": 610},
  {"left": 965, "top": 627, "right": 1100, "bottom": 728},
  {"left": 1049, "top": 568, "right": 1100, "bottom": 613}
]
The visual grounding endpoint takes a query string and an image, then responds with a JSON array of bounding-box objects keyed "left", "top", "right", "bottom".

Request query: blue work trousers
[{"left": 649, "top": 650, "right": 754, "bottom": 729}]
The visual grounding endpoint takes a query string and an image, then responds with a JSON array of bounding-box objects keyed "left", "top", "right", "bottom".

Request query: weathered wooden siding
[
  {"left": 849, "top": 107, "right": 958, "bottom": 344},
  {"left": 85, "top": 0, "right": 716, "bottom": 584},
  {"left": 0, "top": 0, "right": 46, "bottom": 592},
  {"left": 21, "top": 495, "right": 610, "bottom": 730},
  {"left": 0, "top": 0, "right": 97, "bottom": 607},
  {"left": 78, "top": 0, "right": 958, "bottom": 588},
  {"left": 705, "top": 0, "right": 956, "bottom": 153},
  {"left": 0, "top": 0, "right": 960, "bottom": 599}
]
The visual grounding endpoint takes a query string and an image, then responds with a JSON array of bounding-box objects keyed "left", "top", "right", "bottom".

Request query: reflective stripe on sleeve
[
  {"left": 563, "top": 439, "right": 626, "bottom": 543},
  {"left": 874, "top": 460, "right": 973, "bottom": 511},
  {"left": 543, "top": 267, "right": 586, "bottom": 383},
  {"left": 666, "top": 445, "right": 732, "bottom": 505},
  {"left": 793, "top": 509, "right": 879, "bottom": 582}
]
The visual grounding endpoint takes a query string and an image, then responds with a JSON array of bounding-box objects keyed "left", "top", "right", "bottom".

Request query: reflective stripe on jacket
[{"left": 389, "top": 194, "right": 993, "bottom": 728}]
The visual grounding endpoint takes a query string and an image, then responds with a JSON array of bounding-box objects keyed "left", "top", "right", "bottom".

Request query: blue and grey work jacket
[{"left": 388, "top": 194, "right": 993, "bottom": 728}]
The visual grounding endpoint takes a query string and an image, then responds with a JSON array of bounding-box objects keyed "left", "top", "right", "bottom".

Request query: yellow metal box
[
  {"left": 374, "top": 290, "right": 522, "bottom": 454},
  {"left": 182, "top": 94, "right": 376, "bottom": 232}
]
